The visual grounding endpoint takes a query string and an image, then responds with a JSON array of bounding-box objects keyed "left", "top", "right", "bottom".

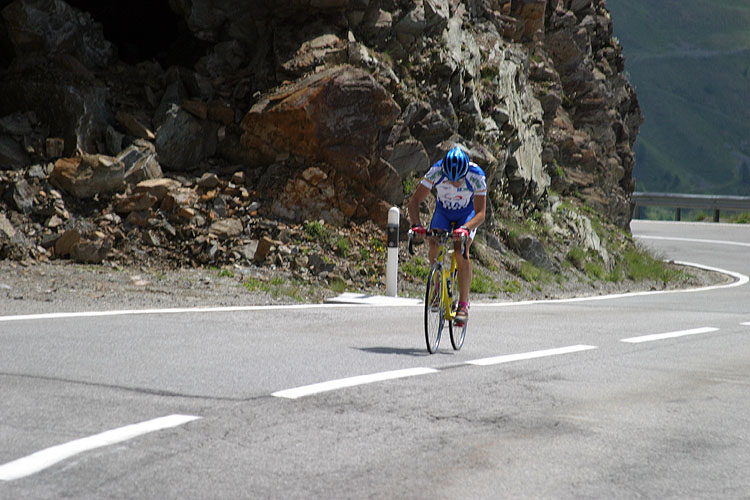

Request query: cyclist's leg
[{"left": 452, "top": 210, "right": 477, "bottom": 306}]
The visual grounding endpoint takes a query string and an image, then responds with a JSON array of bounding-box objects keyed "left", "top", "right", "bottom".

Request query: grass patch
[
  {"left": 622, "top": 247, "right": 682, "bottom": 282},
  {"left": 502, "top": 279, "right": 522, "bottom": 294},
  {"left": 402, "top": 256, "right": 429, "bottom": 280},
  {"left": 304, "top": 220, "right": 330, "bottom": 241},
  {"left": 470, "top": 269, "right": 499, "bottom": 294},
  {"left": 584, "top": 261, "right": 605, "bottom": 280},
  {"left": 519, "top": 262, "right": 542, "bottom": 283},
  {"left": 335, "top": 236, "right": 350, "bottom": 256},
  {"left": 242, "top": 276, "right": 306, "bottom": 302},
  {"left": 566, "top": 246, "right": 586, "bottom": 269}
]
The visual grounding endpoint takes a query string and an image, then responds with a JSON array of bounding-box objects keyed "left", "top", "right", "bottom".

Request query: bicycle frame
[
  {"left": 409, "top": 228, "right": 467, "bottom": 315},
  {"left": 433, "top": 233, "right": 459, "bottom": 322}
]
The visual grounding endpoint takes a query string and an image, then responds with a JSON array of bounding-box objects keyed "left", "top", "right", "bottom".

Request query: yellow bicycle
[{"left": 409, "top": 228, "right": 468, "bottom": 353}]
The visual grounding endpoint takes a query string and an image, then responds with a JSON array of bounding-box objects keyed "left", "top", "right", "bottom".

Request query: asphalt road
[{"left": 1, "top": 220, "right": 749, "bottom": 499}]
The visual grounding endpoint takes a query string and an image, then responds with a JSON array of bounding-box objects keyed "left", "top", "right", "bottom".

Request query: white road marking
[
  {"left": 0, "top": 261, "right": 746, "bottom": 323},
  {"left": 741, "top": 322, "right": 750, "bottom": 326},
  {"left": 0, "top": 414, "right": 201, "bottom": 481},
  {"left": 271, "top": 367, "right": 439, "bottom": 399},
  {"left": 636, "top": 234, "right": 750, "bottom": 248},
  {"left": 0, "top": 304, "right": 358, "bottom": 323},
  {"left": 466, "top": 345, "right": 598, "bottom": 367},
  {"left": 620, "top": 327, "right": 719, "bottom": 344}
]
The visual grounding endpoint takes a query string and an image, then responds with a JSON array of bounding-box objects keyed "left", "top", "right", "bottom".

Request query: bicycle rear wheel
[
  {"left": 448, "top": 269, "right": 466, "bottom": 350},
  {"left": 424, "top": 264, "right": 444, "bottom": 353}
]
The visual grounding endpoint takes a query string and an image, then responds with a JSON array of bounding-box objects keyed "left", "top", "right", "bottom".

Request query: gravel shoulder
[{"left": 0, "top": 259, "right": 733, "bottom": 317}]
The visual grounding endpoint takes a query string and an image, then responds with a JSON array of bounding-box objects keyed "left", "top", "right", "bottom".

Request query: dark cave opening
[{"left": 64, "top": 0, "right": 208, "bottom": 66}]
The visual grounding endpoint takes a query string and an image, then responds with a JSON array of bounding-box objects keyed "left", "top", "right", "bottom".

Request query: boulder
[
  {"left": 510, "top": 0, "right": 547, "bottom": 41},
  {"left": 274, "top": 23, "right": 348, "bottom": 80},
  {"left": 134, "top": 178, "right": 181, "bottom": 202},
  {"left": 387, "top": 139, "right": 429, "bottom": 178},
  {"left": 50, "top": 154, "right": 126, "bottom": 198},
  {"left": 1, "top": 0, "right": 113, "bottom": 68},
  {"left": 0, "top": 213, "right": 16, "bottom": 240},
  {"left": 240, "top": 65, "right": 400, "bottom": 178},
  {"left": 0, "top": 136, "right": 30, "bottom": 169},
  {"left": 71, "top": 237, "right": 112, "bottom": 264},
  {"left": 4, "top": 178, "right": 36, "bottom": 213},
  {"left": 117, "top": 143, "right": 163, "bottom": 185},
  {"left": 155, "top": 105, "right": 218, "bottom": 171},
  {"left": 209, "top": 218, "right": 243, "bottom": 239}
]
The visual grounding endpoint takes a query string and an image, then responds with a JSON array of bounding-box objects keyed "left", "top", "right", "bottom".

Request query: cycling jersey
[
  {"left": 420, "top": 160, "right": 486, "bottom": 240},
  {"left": 420, "top": 161, "right": 487, "bottom": 216}
]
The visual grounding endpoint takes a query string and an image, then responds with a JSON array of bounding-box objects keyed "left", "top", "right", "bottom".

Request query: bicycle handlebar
[{"left": 408, "top": 229, "right": 468, "bottom": 259}]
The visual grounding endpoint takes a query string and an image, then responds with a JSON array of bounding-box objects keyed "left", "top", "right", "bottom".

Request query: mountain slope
[{"left": 607, "top": 0, "right": 750, "bottom": 194}]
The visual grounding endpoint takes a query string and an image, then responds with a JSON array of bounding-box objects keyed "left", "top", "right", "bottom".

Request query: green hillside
[{"left": 607, "top": 0, "right": 750, "bottom": 195}]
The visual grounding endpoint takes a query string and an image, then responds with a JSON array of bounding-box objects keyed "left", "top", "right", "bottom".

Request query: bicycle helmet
[{"left": 441, "top": 146, "right": 470, "bottom": 182}]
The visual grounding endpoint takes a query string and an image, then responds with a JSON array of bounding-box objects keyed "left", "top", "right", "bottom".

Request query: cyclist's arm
[
  {"left": 462, "top": 194, "right": 486, "bottom": 231},
  {"left": 408, "top": 183, "right": 431, "bottom": 226}
]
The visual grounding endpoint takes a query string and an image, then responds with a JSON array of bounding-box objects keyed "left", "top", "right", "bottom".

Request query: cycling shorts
[{"left": 429, "top": 207, "right": 477, "bottom": 241}]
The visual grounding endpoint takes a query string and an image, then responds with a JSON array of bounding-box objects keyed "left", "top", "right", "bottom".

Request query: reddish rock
[
  {"left": 240, "top": 65, "right": 400, "bottom": 178},
  {"left": 50, "top": 155, "right": 125, "bottom": 199}
]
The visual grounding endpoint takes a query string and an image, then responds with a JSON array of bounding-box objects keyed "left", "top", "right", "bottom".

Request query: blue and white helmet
[{"left": 441, "top": 146, "right": 470, "bottom": 182}]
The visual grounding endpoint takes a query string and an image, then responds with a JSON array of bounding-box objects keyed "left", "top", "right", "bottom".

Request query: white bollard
[{"left": 385, "top": 206, "right": 400, "bottom": 297}]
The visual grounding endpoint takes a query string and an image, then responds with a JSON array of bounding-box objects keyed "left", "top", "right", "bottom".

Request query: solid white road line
[
  {"left": 741, "top": 322, "right": 750, "bottom": 326},
  {"left": 0, "top": 304, "right": 357, "bottom": 323},
  {"left": 0, "top": 414, "right": 201, "bottom": 481},
  {"left": 636, "top": 234, "right": 750, "bottom": 248},
  {"left": 271, "top": 367, "right": 439, "bottom": 399},
  {"left": 466, "top": 345, "right": 598, "bottom": 367},
  {"left": 620, "top": 327, "right": 719, "bottom": 344},
  {"left": 1, "top": 261, "right": 746, "bottom": 323}
]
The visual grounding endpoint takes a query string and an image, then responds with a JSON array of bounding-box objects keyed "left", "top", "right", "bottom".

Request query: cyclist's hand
[
  {"left": 411, "top": 224, "right": 426, "bottom": 244},
  {"left": 453, "top": 226, "right": 470, "bottom": 241}
]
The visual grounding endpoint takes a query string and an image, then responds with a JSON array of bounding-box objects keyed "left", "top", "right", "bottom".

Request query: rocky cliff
[{"left": 0, "top": 0, "right": 642, "bottom": 290}]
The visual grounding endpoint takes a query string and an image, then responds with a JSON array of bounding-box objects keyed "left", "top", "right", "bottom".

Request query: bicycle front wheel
[{"left": 424, "top": 264, "right": 444, "bottom": 353}]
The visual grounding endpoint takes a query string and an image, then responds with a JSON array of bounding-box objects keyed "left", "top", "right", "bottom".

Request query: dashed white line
[
  {"left": 741, "top": 322, "right": 750, "bottom": 326},
  {"left": 466, "top": 345, "right": 598, "bottom": 366},
  {"left": 273, "top": 346, "right": 602, "bottom": 398},
  {"left": 620, "top": 327, "right": 719, "bottom": 344},
  {"left": 271, "top": 367, "right": 439, "bottom": 399},
  {"left": 0, "top": 414, "right": 201, "bottom": 481}
]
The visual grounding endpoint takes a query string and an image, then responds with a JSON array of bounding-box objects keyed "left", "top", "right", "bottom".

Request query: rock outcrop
[{"left": 0, "top": 0, "right": 642, "bottom": 272}]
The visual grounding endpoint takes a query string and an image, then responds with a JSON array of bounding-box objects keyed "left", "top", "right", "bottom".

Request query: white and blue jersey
[{"left": 421, "top": 160, "right": 486, "bottom": 237}]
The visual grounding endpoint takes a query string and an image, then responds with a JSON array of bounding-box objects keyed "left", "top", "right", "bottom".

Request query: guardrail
[{"left": 632, "top": 192, "right": 750, "bottom": 222}]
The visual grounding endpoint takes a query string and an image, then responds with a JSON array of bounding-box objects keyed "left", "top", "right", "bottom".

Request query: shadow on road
[{"left": 356, "top": 346, "right": 448, "bottom": 357}]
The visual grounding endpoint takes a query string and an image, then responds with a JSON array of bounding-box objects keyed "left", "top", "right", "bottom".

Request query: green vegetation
[
  {"left": 566, "top": 246, "right": 586, "bottom": 270},
  {"left": 402, "top": 256, "right": 429, "bottom": 280},
  {"left": 334, "top": 236, "right": 350, "bottom": 256},
  {"left": 607, "top": 0, "right": 750, "bottom": 196},
  {"left": 402, "top": 173, "right": 419, "bottom": 195},
  {"left": 502, "top": 279, "right": 522, "bottom": 294},
  {"left": 304, "top": 220, "right": 329, "bottom": 240},
  {"left": 621, "top": 247, "right": 682, "bottom": 283},
  {"left": 470, "top": 269, "right": 499, "bottom": 294},
  {"left": 242, "top": 276, "right": 307, "bottom": 302}
]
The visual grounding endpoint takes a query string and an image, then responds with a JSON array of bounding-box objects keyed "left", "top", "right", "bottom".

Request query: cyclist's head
[{"left": 441, "top": 146, "right": 470, "bottom": 182}]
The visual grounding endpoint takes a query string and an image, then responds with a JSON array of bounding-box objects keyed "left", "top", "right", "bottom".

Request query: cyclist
[{"left": 408, "top": 145, "right": 487, "bottom": 326}]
